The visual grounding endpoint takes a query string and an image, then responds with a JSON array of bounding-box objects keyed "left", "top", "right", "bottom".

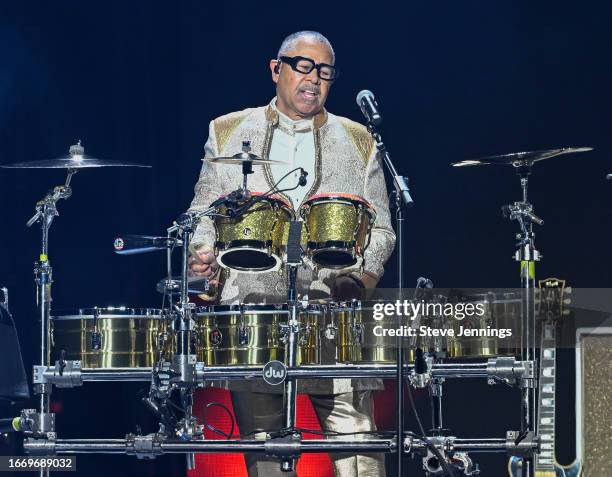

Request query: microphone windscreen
[{"left": 356, "top": 89, "right": 374, "bottom": 105}]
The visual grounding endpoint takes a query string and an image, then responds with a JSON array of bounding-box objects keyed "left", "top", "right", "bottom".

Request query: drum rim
[
  {"left": 213, "top": 192, "right": 295, "bottom": 215},
  {"left": 195, "top": 303, "right": 325, "bottom": 315},
  {"left": 310, "top": 245, "right": 360, "bottom": 269},
  {"left": 303, "top": 192, "right": 373, "bottom": 208},
  {"left": 52, "top": 307, "right": 163, "bottom": 320},
  {"left": 217, "top": 246, "right": 283, "bottom": 273}
]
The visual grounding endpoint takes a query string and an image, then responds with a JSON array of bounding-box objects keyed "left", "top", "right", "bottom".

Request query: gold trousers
[{"left": 231, "top": 390, "right": 386, "bottom": 477}]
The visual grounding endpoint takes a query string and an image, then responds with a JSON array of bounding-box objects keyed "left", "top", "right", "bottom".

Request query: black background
[{"left": 1, "top": 1, "right": 610, "bottom": 475}]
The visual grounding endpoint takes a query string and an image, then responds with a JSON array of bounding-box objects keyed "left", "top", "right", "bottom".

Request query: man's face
[{"left": 270, "top": 39, "right": 334, "bottom": 120}]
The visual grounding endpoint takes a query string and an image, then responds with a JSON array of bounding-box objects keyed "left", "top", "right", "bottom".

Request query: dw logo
[
  {"left": 113, "top": 237, "right": 125, "bottom": 251},
  {"left": 262, "top": 360, "right": 287, "bottom": 386}
]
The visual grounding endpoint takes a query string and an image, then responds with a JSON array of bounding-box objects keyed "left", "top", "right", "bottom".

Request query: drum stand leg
[
  {"left": 429, "top": 378, "right": 445, "bottom": 436},
  {"left": 281, "top": 264, "right": 300, "bottom": 472},
  {"left": 35, "top": 255, "right": 52, "bottom": 477},
  {"left": 503, "top": 166, "right": 542, "bottom": 477},
  {"left": 174, "top": 221, "right": 199, "bottom": 469}
]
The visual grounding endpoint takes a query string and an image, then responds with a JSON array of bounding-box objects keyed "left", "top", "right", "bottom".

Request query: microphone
[
  {"left": 113, "top": 235, "right": 178, "bottom": 255},
  {"left": 298, "top": 168, "right": 308, "bottom": 187},
  {"left": 356, "top": 90, "right": 382, "bottom": 126}
]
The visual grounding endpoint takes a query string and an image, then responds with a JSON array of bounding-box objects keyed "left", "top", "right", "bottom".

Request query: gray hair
[{"left": 277, "top": 31, "right": 335, "bottom": 64}]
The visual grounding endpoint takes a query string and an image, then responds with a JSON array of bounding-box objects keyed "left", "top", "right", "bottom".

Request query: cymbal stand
[
  {"left": 165, "top": 162, "right": 257, "bottom": 469},
  {"left": 239, "top": 141, "right": 254, "bottom": 198},
  {"left": 365, "top": 121, "right": 413, "bottom": 477},
  {"left": 167, "top": 208, "right": 215, "bottom": 470},
  {"left": 502, "top": 162, "right": 542, "bottom": 477},
  {"left": 27, "top": 164, "right": 78, "bottom": 477}
]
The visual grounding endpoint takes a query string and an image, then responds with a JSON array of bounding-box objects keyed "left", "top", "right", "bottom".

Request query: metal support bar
[
  {"left": 24, "top": 433, "right": 537, "bottom": 457},
  {"left": 36, "top": 359, "right": 533, "bottom": 384}
]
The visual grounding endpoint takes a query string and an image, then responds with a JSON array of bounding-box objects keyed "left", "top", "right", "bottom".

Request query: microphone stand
[{"left": 365, "top": 121, "right": 413, "bottom": 477}]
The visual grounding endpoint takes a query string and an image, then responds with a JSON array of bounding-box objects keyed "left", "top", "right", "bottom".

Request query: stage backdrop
[{"left": 1, "top": 1, "right": 610, "bottom": 475}]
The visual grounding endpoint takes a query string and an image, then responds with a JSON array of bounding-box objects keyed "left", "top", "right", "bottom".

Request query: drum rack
[
  {"left": 16, "top": 143, "right": 543, "bottom": 476},
  {"left": 24, "top": 358, "right": 539, "bottom": 471}
]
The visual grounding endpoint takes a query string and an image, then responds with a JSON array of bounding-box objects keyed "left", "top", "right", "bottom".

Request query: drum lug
[
  {"left": 91, "top": 306, "right": 101, "bottom": 350},
  {"left": 279, "top": 323, "right": 299, "bottom": 344},
  {"left": 352, "top": 323, "right": 363, "bottom": 344},
  {"left": 90, "top": 331, "right": 102, "bottom": 350},
  {"left": 279, "top": 324, "right": 289, "bottom": 344},
  {"left": 210, "top": 326, "right": 222, "bottom": 348},
  {"left": 299, "top": 324, "right": 310, "bottom": 345},
  {"left": 354, "top": 204, "right": 363, "bottom": 241},
  {"left": 238, "top": 325, "right": 249, "bottom": 346},
  {"left": 157, "top": 332, "right": 168, "bottom": 351},
  {"left": 324, "top": 323, "right": 337, "bottom": 340}
]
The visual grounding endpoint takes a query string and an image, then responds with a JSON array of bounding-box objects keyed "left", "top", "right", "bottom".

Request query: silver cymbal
[
  {"left": 1, "top": 142, "right": 151, "bottom": 169},
  {"left": 451, "top": 147, "right": 593, "bottom": 167},
  {"left": 205, "top": 151, "right": 287, "bottom": 165}
]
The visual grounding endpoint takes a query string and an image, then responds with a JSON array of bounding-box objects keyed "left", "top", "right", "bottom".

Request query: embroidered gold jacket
[
  {"left": 189, "top": 100, "right": 396, "bottom": 305},
  {"left": 188, "top": 100, "right": 396, "bottom": 393}
]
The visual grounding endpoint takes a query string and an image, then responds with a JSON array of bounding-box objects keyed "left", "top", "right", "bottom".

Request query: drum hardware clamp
[{"left": 486, "top": 356, "right": 535, "bottom": 387}]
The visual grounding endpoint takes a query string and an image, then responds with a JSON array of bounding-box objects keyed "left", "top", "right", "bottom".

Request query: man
[{"left": 188, "top": 31, "right": 396, "bottom": 477}]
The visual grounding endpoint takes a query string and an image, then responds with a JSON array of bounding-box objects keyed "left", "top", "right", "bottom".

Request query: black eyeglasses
[{"left": 278, "top": 56, "right": 339, "bottom": 81}]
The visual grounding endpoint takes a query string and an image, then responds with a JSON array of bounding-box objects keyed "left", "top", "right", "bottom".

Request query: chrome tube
[{"left": 42, "top": 361, "right": 528, "bottom": 383}]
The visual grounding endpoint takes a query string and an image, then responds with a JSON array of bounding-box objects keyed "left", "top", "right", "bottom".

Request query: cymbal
[
  {"left": 1, "top": 142, "right": 151, "bottom": 169},
  {"left": 451, "top": 147, "right": 593, "bottom": 168},
  {"left": 2, "top": 157, "right": 152, "bottom": 169},
  {"left": 205, "top": 151, "right": 287, "bottom": 165}
]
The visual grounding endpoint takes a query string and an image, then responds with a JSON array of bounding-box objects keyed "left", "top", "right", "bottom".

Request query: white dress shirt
[{"left": 268, "top": 99, "right": 315, "bottom": 209}]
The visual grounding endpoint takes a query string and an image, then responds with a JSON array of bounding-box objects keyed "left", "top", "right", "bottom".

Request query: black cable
[
  {"left": 164, "top": 397, "right": 186, "bottom": 414},
  {"left": 229, "top": 171, "right": 305, "bottom": 218},
  {"left": 226, "top": 164, "right": 306, "bottom": 219},
  {"left": 201, "top": 425, "right": 396, "bottom": 440},
  {"left": 295, "top": 428, "right": 395, "bottom": 437},
  {"left": 405, "top": 381, "right": 426, "bottom": 438},
  {"left": 203, "top": 401, "right": 235, "bottom": 441},
  {"left": 261, "top": 167, "right": 305, "bottom": 197}
]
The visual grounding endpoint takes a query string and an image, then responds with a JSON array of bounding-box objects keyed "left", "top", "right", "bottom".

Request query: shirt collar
[
  {"left": 266, "top": 97, "right": 328, "bottom": 131},
  {"left": 272, "top": 98, "right": 312, "bottom": 133}
]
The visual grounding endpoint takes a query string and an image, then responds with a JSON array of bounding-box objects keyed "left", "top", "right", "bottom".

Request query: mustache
[{"left": 298, "top": 84, "right": 320, "bottom": 94}]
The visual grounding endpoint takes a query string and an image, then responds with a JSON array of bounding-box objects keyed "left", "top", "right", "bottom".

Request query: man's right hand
[{"left": 188, "top": 248, "right": 219, "bottom": 278}]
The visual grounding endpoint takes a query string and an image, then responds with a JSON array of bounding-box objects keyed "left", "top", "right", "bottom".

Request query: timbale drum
[
  {"left": 51, "top": 307, "right": 168, "bottom": 368},
  {"left": 193, "top": 304, "right": 322, "bottom": 366}
]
